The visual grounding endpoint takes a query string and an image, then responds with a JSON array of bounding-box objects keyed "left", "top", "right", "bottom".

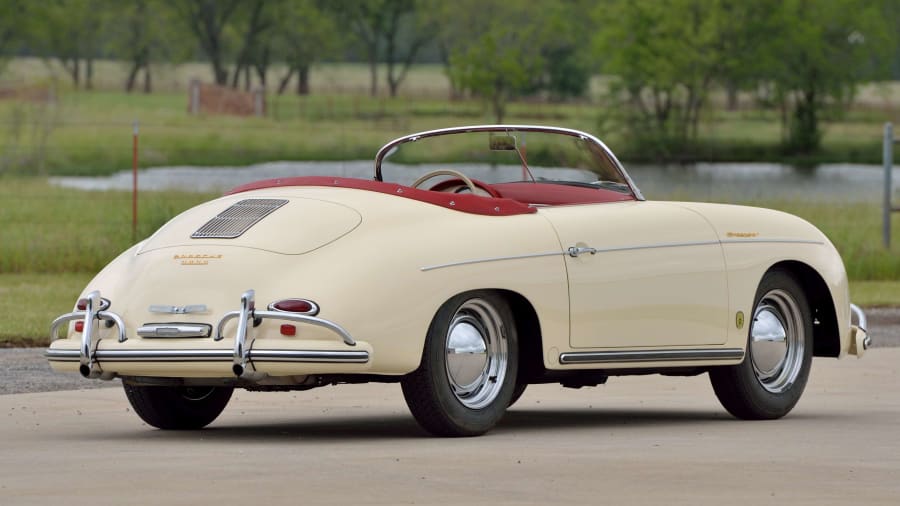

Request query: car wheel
[
  {"left": 709, "top": 270, "right": 813, "bottom": 419},
  {"left": 508, "top": 383, "right": 528, "bottom": 407},
  {"left": 401, "top": 292, "right": 518, "bottom": 436},
  {"left": 123, "top": 383, "right": 233, "bottom": 430}
]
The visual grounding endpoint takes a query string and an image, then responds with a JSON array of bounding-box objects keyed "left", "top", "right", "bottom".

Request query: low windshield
[{"left": 377, "top": 128, "right": 633, "bottom": 195}]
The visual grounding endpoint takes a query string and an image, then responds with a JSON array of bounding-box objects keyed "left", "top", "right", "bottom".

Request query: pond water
[{"left": 49, "top": 161, "right": 898, "bottom": 203}]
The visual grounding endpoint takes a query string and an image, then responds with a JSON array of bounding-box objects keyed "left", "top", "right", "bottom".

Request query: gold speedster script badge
[
  {"left": 726, "top": 232, "right": 759, "bottom": 238},
  {"left": 174, "top": 254, "right": 222, "bottom": 266}
]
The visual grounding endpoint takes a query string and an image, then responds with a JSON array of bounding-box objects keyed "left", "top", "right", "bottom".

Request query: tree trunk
[
  {"left": 125, "top": 63, "right": 140, "bottom": 92},
  {"left": 277, "top": 68, "right": 295, "bottom": 95},
  {"left": 368, "top": 48, "right": 378, "bottom": 97},
  {"left": 85, "top": 57, "right": 94, "bottom": 90},
  {"left": 143, "top": 66, "right": 152, "bottom": 93},
  {"left": 726, "top": 82, "right": 739, "bottom": 111},
  {"left": 297, "top": 65, "right": 310, "bottom": 95}
]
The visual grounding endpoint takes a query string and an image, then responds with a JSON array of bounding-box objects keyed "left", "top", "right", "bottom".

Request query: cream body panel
[
  {"left": 539, "top": 202, "right": 729, "bottom": 349},
  {"left": 139, "top": 196, "right": 362, "bottom": 255},
  {"left": 51, "top": 187, "right": 570, "bottom": 378},
  {"left": 675, "top": 202, "right": 852, "bottom": 356}
]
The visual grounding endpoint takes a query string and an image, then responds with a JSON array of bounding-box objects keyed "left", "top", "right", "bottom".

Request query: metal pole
[
  {"left": 885, "top": 123, "right": 893, "bottom": 249},
  {"left": 132, "top": 120, "right": 139, "bottom": 243}
]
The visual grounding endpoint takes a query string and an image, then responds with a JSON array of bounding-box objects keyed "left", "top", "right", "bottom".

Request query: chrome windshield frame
[{"left": 373, "top": 124, "right": 645, "bottom": 201}]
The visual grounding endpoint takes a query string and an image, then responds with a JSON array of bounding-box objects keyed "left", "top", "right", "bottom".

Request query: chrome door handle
[{"left": 567, "top": 246, "right": 597, "bottom": 257}]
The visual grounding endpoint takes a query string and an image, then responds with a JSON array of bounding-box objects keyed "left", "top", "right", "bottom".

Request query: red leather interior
[
  {"left": 491, "top": 182, "right": 635, "bottom": 205},
  {"left": 227, "top": 177, "right": 632, "bottom": 215},
  {"left": 227, "top": 176, "right": 536, "bottom": 216}
]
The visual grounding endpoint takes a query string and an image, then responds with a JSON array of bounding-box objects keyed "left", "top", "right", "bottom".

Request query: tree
[
  {"left": 444, "top": 0, "right": 564, "bottom": 122},
  {"left": 29, "top": 0, "right": 110, "bottom": 89},
  {"left": 0, "top": 1, "right": 27, "bottom": 73},
  {"left": 272, "top": 1, "right": 340, "bottom": 95},
  {"left": 170, "top": 0, "right": 242, "bottom": 85},
  {"left": 109, "top": 0, "right": 184, "bottom": 93},
  {"left": 766, "top": 0, "right": 892, "bottom": 153},
  {"left": 593, "top": 0, "right": 753, "bottom": 153},
  {"left": 324, "top": 0, "right": 386, "bottom": 96},
  {"left": 382, "top": 0, "right": 434, "bottom": 97},
  {"left": 229, "top": 0, "right": 275, "bottom": 90}
]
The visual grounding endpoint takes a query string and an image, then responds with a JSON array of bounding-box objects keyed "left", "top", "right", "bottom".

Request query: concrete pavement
[{"left": 2, "top": 349, "right": 898, "bottom": 505}]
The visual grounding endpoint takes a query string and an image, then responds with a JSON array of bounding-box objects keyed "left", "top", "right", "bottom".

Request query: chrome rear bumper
[
  {"left": 47, "top": 289, "right": 367, "bottom": 379},
  {"left": 849, "top": 303, "right": 870, "bottom": 357}
]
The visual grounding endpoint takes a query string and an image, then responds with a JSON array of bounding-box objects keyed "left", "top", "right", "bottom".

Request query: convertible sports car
[{"left": 47, "top": 125, "right": 869, "bottom": 436}]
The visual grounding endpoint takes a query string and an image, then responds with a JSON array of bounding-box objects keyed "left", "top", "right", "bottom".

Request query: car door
[{"left": 539, "top": 201, "right": 729, "bottom": 349}]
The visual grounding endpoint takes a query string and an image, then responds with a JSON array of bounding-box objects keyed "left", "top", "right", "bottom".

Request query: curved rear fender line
[{"left": 767, "top": 260, "right": 841, "bottom": 358}]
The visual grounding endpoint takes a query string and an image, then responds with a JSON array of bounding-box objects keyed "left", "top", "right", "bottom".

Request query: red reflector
[
  {"left": 270, "top": 298, "right": 318, "bottom": 315},
  {"left": 74, "top": 321, "right": 84, "bottom": 332},
  {"left": 280, "top": 324, "right": 296, "bottom": 336},
  {"left": 76, "top": 299, "right": 87, "bottom": 310}
]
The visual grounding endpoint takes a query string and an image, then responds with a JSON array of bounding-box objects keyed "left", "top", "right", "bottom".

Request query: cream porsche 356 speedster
[{"left": 47, "top": 125, "right": 869, "bottom": 436}]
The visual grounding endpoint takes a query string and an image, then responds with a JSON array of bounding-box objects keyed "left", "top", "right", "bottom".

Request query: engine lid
[{"left": 138, "top": 196, "right": 362, "bottom": 255}]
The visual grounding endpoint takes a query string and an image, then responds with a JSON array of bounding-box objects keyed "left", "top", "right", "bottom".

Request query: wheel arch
[
  {"left": 495, "top": 289, "right": 544, "bottom": 385},
  {"left": 767, "top": 260, "right": 840, "bottom": 357}
]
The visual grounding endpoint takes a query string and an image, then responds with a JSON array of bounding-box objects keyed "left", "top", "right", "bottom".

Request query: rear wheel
[
  {"left": 123, "top": 383, "right": 233, "bottom": 430},
  {"left": 402, "top": 292, "right": 518, "bottom": 436},
  {"left": 508, "top": 383, "right": 528, "bottom": 407},
  {"left": 709, "top": 270, "right": 813, "bottom": 419}
]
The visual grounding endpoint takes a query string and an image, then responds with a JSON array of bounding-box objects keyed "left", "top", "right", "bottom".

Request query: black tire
[
  {"left": 709, "top": 269, "right": 813, "bottom": 420},
  {"left": 123, "top": 383, "right": 233, "bottom": 430},
  {"left": 401, "top": 291, "right": 518, "bottom": 437},
  {"left": 508, "top": 383, "right": 528, "bottom": 407}
]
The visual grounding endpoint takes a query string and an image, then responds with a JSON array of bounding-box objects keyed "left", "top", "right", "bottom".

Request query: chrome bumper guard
[
  {"left": 49, "top": 291, "right": 127, "bottom": 378},
  {"left": 850, "top": 303, "right": 871, "bottom": 352},
  {"left": 48, "top": 289, "right": 364, "bottom": 379}
]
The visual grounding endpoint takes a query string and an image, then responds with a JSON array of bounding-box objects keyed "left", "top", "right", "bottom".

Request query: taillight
[{"left": 268, "top": 299, "right": 319, "bottom": 316}]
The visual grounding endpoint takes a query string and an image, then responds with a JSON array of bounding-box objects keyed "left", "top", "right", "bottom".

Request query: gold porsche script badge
[
  {"left": 174, "top": 253, "right": 222, "bottom": 266},
  {"left": 736, "top": 311, "right": 745, "bottom": 329}
]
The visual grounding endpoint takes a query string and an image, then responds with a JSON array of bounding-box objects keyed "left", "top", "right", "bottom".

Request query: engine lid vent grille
[{"left": 192, "top": 199, "right": 288, "bottom": 239}]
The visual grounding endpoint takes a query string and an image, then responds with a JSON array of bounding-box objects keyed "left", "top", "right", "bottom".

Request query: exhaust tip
[
  {"left": 232, "top": 364, "right": 244, "bottom": 377},
  {"left": 79, "top": 364, "right": 91, "bottom": 377}
]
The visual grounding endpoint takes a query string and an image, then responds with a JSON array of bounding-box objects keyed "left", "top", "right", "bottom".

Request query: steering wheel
[{"left": 411, "top": 169, "right": 478, "bottom": 194}]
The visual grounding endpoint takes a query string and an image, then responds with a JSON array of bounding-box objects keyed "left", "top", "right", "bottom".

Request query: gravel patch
[
  {"left": 4, "top": 307, "right": 898, "bottom": 395},
  {"left": 0, "top": 348, "right": 119, "bottom": 395}
]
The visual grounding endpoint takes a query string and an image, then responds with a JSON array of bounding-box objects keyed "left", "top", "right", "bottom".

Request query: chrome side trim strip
[
  {"left": 421, "top": 238, "right": 824, "bottom": 272},
  {"left": 559, "top": 348, "right": 744, "bottom": 365},
  {"left": 46, "top": 348, "right": 369, "bottom": 364},
  {"left": 421, "top": 240, "right": 721, "bottom": 272},
  {"left": 251, "top": 350, "right": 370, "bottom": 363},
  {"left": 421, "top": 251, "right": 563, "bottom": 272},
  {"left": 587, "top": 240, "right": 720, "bottom": 254}
]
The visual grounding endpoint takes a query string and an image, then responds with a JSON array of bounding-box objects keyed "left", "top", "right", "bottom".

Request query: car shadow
[{"left": 67, "top": 404, "right": 839, "bottom": 443}]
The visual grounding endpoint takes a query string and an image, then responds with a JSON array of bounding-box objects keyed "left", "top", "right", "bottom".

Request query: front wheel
[
  {"left": 401, "top": 292, "right": 518, "bottom": 436},
  {"left": 123, "top": 383, "right": 233, "bottom": 430},
  {"left": 709, "top": 270, "right": 813, "bottom": 419}
]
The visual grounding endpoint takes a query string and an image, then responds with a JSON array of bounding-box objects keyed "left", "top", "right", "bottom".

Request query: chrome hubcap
[
  {"left": 750, "top": 289, "right": 804, "bottom": 394},
  {"left": 445, "top": 299, "right": 507, "bottom": 409}
]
